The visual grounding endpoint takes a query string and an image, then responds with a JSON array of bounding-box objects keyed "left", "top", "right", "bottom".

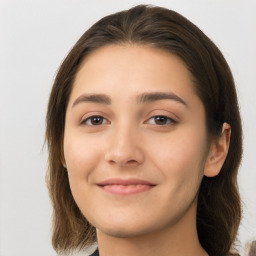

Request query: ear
[{"left": 204, "top": 122, "right": 231, "bottom": 177}]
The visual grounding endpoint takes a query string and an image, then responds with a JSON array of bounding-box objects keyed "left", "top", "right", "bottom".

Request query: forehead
[
  {"left": 75, "top": 44, "right": 193, "bottom": 86},
  {"left": 69, "top": 44, "right": 201, "bottom": 110}
]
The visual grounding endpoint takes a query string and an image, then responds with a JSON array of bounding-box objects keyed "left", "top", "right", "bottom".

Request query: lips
[{"left": 97, "top": 178, "right": 156, "bottom": 195}]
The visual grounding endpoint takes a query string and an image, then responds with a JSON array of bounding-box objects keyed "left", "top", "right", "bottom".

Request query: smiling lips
[{"left": 97, "top": 179, "right": 156, "bottom": 195}]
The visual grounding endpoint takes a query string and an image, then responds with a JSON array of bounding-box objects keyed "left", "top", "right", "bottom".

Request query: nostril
[
  {"left": 108, "top": 160, "right": 116, "bottom": 165},
  {"left": 127, "top": 160, "right": 138, "bottom": 164},
  {"left": 105, "top": 144, "right": 144, "bottom": 166},
  {"left": 108, "top": 159, "right": 138, "bottom": 166}
]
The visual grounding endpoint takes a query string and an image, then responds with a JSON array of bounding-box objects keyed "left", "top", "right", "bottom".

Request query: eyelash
[
  {"left": 81, "top": 115, "right": 176, "bottom": 126},
  {"left": 81, "top": 115, "right": 108, "bottom": 126},
  {"left": 146, "top": 116, "right": 176, "bottom": 125}
]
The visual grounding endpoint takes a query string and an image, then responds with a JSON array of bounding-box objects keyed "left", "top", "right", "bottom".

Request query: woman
[{"left": 46, "top": 5, "right": 242, "bottom": 256}]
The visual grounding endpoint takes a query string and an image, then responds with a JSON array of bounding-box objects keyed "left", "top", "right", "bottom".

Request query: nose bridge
[{"left": 105, "top": 120, "right": 144, "bottom": 166}]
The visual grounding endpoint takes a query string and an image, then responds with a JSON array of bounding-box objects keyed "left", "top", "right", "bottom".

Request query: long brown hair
[{"left": 46, "top": 5, "right": 242, "bottom": 256}]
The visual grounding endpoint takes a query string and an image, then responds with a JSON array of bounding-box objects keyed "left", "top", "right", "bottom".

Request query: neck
[{"left": 96, "top": 201, "right": 208, "bottom": 256}]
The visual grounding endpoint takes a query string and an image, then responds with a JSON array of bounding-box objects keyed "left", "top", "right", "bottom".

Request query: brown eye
[
  {"left": 155, "top": 116, "right": 168, "bottom": 125},
  {"left": 82, "top": 116, "right": 107, "bottom": 126},
  {"left": 147, "top": 116, "right": 175, "bottom": 125}
]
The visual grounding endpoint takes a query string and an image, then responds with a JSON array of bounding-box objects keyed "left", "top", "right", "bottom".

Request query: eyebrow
[
  {"left": 72, "top": 94, "right": 111, "bottom": 107},
  {"left": 72, "top": 92, "right": 188, "bottom": 108},
  {"left": 137, "top": 92, "right": 188, "bottom": 107}
]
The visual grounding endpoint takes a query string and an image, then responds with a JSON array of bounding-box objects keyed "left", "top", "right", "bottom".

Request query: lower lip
[{"left": 98, "top": 184, "right": 154, "bottom": 195}]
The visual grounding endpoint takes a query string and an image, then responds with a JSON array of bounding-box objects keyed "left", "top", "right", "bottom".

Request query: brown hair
[{"left": 46, "top": 5, "right": 242, "bottom": 256}]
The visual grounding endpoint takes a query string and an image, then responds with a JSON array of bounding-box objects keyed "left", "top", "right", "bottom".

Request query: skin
[{"left": 63, "top": 44, "right": 230, "bottom": 256}]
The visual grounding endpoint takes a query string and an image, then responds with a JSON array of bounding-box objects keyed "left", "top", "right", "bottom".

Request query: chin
[
  {"left": 93, "top": 213, "right": 176, "bottom": 240},
  {"left": 89, "top": 213, "right": 153, "bottom": 238}
]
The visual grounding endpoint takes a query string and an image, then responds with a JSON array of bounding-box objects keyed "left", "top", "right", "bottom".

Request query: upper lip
[{"left": 97, "top": 178, "right": 156, "bottom": 186}]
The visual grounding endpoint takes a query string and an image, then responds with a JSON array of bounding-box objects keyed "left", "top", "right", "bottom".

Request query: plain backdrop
[{"left": 0, "top": 0, "right": 255, "bottom": 255}]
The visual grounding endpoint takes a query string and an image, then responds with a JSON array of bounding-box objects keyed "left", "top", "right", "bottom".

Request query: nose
[{"left": 104, "top": 125, "right": 144, "bottom": 167}]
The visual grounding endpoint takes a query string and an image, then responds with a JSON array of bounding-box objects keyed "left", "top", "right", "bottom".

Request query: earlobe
[
  {"left": 61, "top": 148, "right": 67, "bottom": 168},
  {"left": 204, "top": 123, "right": 231, "bottom": 177},
  {"left": 61, "top": 156, "right": 67, "bottom": 169}
]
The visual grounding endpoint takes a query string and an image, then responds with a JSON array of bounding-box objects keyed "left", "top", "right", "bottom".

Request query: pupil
[
  {"left": 155, "top": 116, "right": 166, "bottom": 125},
  {"left": 92, "top": 116, "right": 102, "bottom": 125}
]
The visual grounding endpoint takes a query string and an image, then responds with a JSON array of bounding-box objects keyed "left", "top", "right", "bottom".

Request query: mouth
[{"left": 96, "top": 178, "right": 156, "bottom": 195}]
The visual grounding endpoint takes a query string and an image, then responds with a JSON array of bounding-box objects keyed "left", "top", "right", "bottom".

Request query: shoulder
[
  {"left": 89, "top": 249, "right": 99, "bottom": 256},
  {"left": 57, "top": 244, "right": 98, "bottom": 256}
]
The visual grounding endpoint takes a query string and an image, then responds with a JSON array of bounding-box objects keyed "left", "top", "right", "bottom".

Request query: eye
[
  {"left": 147, "top": 115, "right": 176, "bottom": 125},
  {"left": 81, "top": 115, "right": 108, "bottom": 126}
]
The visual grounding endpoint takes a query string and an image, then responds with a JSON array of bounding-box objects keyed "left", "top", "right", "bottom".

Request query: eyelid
[
  {"left": 145, "top": 115, "right": 177, "bottom": 125},
  {"left": 82, "top": 116, "right": 107, "bottom": 126},
  {"left": 144, "top": 109, "right": 178, "bottom": 122},
  {"left": 78, "top": 110, "right": 178, "bottom": 126},
  {"left": 80, "top": 112, "right": 111, "bottom": 126}
]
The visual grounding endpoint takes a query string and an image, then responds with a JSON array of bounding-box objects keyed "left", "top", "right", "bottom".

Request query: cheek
[
  {"left": 63, "top": 135, "right": 101, "bottom": 177},
  {"left": 63, "top": 135, "right": 102, "bottom": 207},
  {"left": 148, "top": 128, "right": 207, "bottom": 182}
]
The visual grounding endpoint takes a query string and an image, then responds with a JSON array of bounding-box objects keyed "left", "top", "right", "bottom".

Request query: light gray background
[{"left": 0, "top": 0, "right": 255, "bottom": 255}]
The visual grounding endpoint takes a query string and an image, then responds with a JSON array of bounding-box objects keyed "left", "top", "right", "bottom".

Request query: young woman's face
[{"left": 64, "top": 44, "right": 210, "bottom": 238}]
